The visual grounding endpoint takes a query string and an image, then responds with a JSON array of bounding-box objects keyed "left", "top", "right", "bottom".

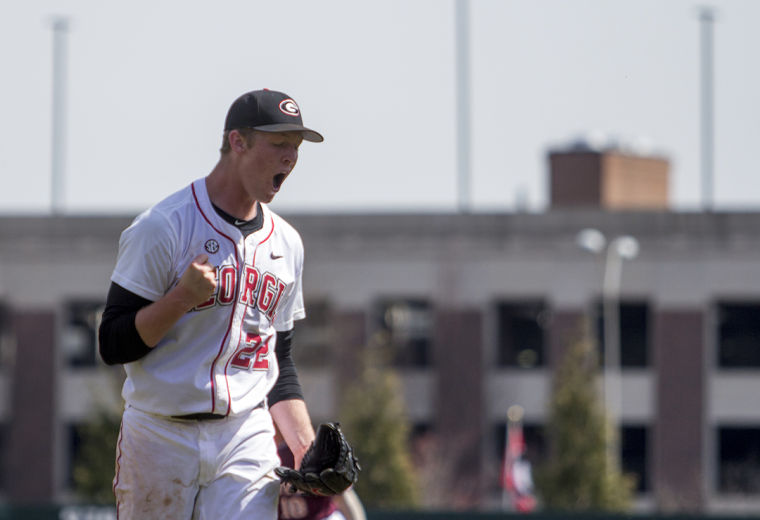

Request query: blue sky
[{"left": 2, "top": 0, "right": 758, "bottom": 214}]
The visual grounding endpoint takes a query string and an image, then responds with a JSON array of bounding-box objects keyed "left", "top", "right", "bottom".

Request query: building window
[
  {"left": 62, "top": 300, "right": 104, "bottom": 367},
  {"left": 621, "top": 425, "right": 648, "bottom": 492},
  {"left": 494, "top": 422, "right": 545, "bottom": 461},
  {"left": 375, "top": 299, "right": 432, "bottom": 367},
  {"left": 293, "top": 299, "right": 333, "bottom": 367},
  {"left": 718, "top": 426, "right": 760, "bottom": 493},
  {"left": 717, "top": 302, "right": 760, "bottom": 368},
  {"left": 594, "top": 300, "right": 650, "bottom": 367},
  {"left": 492, "top": 423, "right": 648, "bottom": 494},
  {"left": 67, "top": 417, "right": 121, "bottom": 500},
  {"left": 0, "top": 303, "right": 12, "bottom": 367},
  {"left": 66, "top": 422, "right": 84, "bottom": 490},
  {"left": 496, "top": 301, "right": 547, "bottom": 368},
  {"left": 0, "top": 422, "right": 6, "bottom": 492},
  {"left": 410, "top": 422, "right": 434, "bottom": 460}
]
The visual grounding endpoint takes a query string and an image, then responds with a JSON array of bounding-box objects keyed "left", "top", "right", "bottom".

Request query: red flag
[{"left": 501, "top": 414, "right": 536, "bottom": 512}]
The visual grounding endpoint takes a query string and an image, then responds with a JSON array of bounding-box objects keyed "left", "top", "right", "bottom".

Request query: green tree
[
  {"left": 534, "top": 321, "right": 635, "bottom": 511},
  {"left": 72, "top": 411, "right": 121, "bottom": 504},
  {"left": 339, "top": 347, "right": 420, "bottom": 508},
  {"left": 71, "top": 366, "right": 124, "bottom": 504}
]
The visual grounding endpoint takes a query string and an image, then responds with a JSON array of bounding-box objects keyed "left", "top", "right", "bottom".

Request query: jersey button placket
[
  {"left": 223, "top": 239, "right": 252, "bottom": 412},
  {"left": 215, "top": 238, "right": 245, "bottom": 414}
]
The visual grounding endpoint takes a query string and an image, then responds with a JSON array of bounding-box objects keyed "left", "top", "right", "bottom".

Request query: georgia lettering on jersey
[{"left": 194, "top": 262, "right": 288, "bottom": 321}]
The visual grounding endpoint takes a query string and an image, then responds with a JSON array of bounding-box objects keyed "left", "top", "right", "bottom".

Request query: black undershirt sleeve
[
  {"left": 98, "top": 282, "right": 153, "bottom": 365},
  {"left": 268, "top": 328, "right": 305, "bottom": 406}
]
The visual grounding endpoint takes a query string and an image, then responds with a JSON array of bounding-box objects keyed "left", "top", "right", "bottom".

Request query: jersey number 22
[{"left": 230, "top": 333, "right": 270, "bottom": 370}]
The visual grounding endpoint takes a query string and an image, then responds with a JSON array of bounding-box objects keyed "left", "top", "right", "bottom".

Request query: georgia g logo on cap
[{"left": 279, "top": 99, "right": 300, "bottom": 117}]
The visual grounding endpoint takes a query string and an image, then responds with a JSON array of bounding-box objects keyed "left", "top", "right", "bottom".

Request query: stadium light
[{"left": 576, "top": 229, "right": 640, "bottom": 474}]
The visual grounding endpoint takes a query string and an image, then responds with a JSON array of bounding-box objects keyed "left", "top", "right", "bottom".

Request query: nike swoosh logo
[
  {"left": 271, "top": 252, "right": 284, "bottom": 260},
  {"left": 234, "top": 219, "right": 247, "bottom": 226}
]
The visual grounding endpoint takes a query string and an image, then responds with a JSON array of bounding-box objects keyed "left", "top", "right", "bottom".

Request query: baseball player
[{"left": 98, "top": 89, "right": 323, "bottom": 519}]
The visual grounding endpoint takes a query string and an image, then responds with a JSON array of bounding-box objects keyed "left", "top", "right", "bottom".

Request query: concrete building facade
[{"left": 1, "top": 208, "right": 760, "bottom": 512}]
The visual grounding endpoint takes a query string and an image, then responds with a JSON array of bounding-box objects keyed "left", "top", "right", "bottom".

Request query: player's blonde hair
[{"left": 220, "top": 128, "right": 257, "bottom": 155}]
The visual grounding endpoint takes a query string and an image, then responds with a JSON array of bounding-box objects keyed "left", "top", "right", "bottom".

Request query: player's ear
[{"left": 228, "top": 130, "right": 248, "bottom": 154}]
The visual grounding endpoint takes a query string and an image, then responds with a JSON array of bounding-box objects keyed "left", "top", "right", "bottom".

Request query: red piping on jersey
[
  {"left": 258, "top": 215, "right": 276, "bottom": 249},
  {"left": 192, "top": 183, "right": 240, "bottom": 415},
  {"left": 222, "top": 212, "right": 276, "bottom": 415}
]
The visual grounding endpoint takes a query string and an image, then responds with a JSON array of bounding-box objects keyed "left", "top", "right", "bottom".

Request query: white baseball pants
[{"left": 113, "top": 405, "right": 280, "bottom": 519}]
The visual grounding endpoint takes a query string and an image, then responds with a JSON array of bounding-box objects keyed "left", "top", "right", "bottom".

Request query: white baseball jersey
[{"left": 111, "top": 177, "right": 305, "bottom": 417}]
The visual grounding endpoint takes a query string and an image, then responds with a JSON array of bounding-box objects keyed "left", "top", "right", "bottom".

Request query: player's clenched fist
[
  {"left": 132, "top": 254, "right": 218, "bottom": 347},
  {"left": 177, "top": 254, "right": 217, "bottom": 308}
]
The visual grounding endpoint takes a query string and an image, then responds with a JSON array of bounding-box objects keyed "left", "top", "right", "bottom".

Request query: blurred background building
[{"left": 1, "top": 142, "right": 760, "bottom": 513}]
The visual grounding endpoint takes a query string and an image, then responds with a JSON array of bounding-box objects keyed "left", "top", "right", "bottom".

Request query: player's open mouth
[{"left": 273, "top": 173, "right": 287, "bottom": 192}]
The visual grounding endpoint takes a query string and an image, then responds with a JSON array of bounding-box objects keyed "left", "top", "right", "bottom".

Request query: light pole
[
  {"left": 455, "top": 0, "right": 471, "bottom": 213},
  {"left": 699, "top": 6, "right": 716, "bottom": 211},
  {"left": 51, "top": 16, "right": 69, "bottom": 215},
  {"left": 576, "top": 228, "right": 639, "bottom": 472}
]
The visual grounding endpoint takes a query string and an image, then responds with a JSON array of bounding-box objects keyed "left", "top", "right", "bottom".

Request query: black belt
[
  {"left": 172, "top": 412, "right": 227, "bottom": 421},
  {"left": 172, "top": 401, "right": 265, "bottom": 421}
]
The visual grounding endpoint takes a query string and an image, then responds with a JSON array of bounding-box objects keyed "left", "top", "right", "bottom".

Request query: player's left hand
[{"left": 275, "top": 422, "right": 361, "bottom": 497}]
